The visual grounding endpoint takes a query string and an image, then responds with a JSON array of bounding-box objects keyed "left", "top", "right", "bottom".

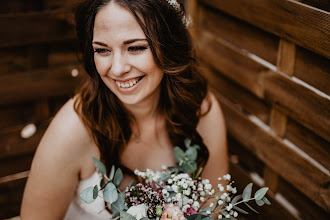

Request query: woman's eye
[
  {"left": 128, "top": 46, "right": 148, "bottom": 52},
  {"left": 94, "top": 48, "right": 110, "bottom": 54}
]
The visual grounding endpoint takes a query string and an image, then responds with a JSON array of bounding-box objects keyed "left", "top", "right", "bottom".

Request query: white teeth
[{"left": 116, "top": 77, "right": 141, "bottom": 88}]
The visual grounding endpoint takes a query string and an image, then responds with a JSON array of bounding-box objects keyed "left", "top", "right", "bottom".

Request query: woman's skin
[{"left": 20, "top": 2, "right": 228, "bottom": 219}]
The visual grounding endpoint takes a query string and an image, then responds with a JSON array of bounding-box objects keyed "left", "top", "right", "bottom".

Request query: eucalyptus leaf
[
  {"left": 254, "top": 187, "right": 269, "bottom": 200},
  {"left": 168, "top": 166, "right": 179, "bottom": 172},
  {"left": 141, "top": 218, "right": 150, "bottom": 220},
  {"left": 233, "top": 206, "right": 249, "bottom": 214},
  {"left": 92, "top": 157, "right": 106, "bottom": 176},
  {"left": 100, "top": 179, "right": 106, "bottom": 190},
  {"left": 262, "top": 196, "right": 271, "bottom": 205},
  {"left": 242, "top": 183, "right": 253, "bottom": 201},
  {"left": 244, "top": 202, "right": 259, "bottom": 214},
  {"left": 187, "top": 214, "right": 206, "bottom": 220},
  {"left": 231, "top": 194, "right": 242, "bottom": 204},
  {"left": 113, "top": 168, "right": 123, "bottom": 187},
  {"left": 186, "top": 147, "right": 198, "bottom": 161},
  {"left": 174, "top": 146, "right": 185, "bottom": 162},
  {"left": 103, "top": 182, "right": 118, "bottom": 204},
  {"left": 109, "top": 165, "right": 115, "bottom": 181},
  {"left": 120, "top": 211, "right": 137, "bottom": 220},
  {"left": 184, "top": 138, "right": 192, "bottom": 148},
  {"left": 93, "top": 185, "right": 98, "bottom": 199},
  {"left": 160, "top": 172, "right": 171, "bottom": 181},
  {"left": 80, "top": 186, "right": 96, "bottom": 204},
  {"left": 194, "top": 167, "right": 203, "bottom": 179},
  {"left": 201, "top": 217, "right": 214, "bottom": 220},
  {"left": 129, "top": 180, "right": 136, "bottom": 187},
  {"left": 98, "top": 207, "right": 106, "bottom": 214},
  {"left": 180, "top": 161, "right": 197, "bottom": 174},
  {"left": 111, "top": 193, "right": 127, "bottom": 216},
  {"left": 256, "top": 199, "right": 265, "bottom": 206}
]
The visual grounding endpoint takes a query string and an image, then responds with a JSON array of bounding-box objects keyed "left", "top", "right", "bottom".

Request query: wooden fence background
[
  {"left": 0, "top": 0, "right": 329, "bottom": 219},
  {"left": 187, "top": 0, "right": 329, "bottom": 219}
]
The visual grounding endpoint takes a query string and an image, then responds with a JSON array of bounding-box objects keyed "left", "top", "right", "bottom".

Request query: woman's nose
[{"left": 110, "top": 52, "right": 131, "bottom": 76}]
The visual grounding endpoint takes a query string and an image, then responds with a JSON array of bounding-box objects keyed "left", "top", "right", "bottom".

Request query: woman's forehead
[{"left": 93, "top": 2, "right": 146, "bottom": 42}]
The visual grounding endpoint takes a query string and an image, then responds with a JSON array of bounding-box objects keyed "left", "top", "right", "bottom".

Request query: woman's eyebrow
[
  {"left": 92, "top": 41, "right": 108, "bottom": 46},
  {"left": 123, "top": 38, "right": 147, "bottom": 44}
]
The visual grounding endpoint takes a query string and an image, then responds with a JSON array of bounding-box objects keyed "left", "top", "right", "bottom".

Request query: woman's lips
[{"left": 114, "top": 76, "right": 144, "bottom": 91}]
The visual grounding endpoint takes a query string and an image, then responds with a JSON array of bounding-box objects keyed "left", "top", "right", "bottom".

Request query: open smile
[{"left": 115, "top": 76, "right": 144, "bottom": 89}]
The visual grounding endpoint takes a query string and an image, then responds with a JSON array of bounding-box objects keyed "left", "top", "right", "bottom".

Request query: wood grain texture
[
  {"left": 200, "top": 0, "right": 330, "bottom": 58},
  {"left": 202, "top": 63, "right": 270, "bottom": 123},
  {"left": 285, "top": 118, "right": 330, "bottom": 171},
  {"left": 263, "top": 71, "right": 330, "bottom": 142},
  {"left": 197, "top": 31, "right": 267, "bottom": 98},
  {"left": 198, "top": 4, "right": 279, "bottom": 65},
  {"left": 230, "top": 163, "right": 298, "bottom": 220},
  {"left": 0, "top": 64, "right": 85, "bottom": 105},
  {"left": 294, "top": 46, "right": 330, "bottom": 95},
  {"left": 0, "top": 9, "right": 76, "bottom": 48},
  {"left": 276, "top": 39, "right": 296, "bottom": 76},
  {"left": 0, "top": 178, "right": 27, "bottom": 219},
  {"left": 213, "top": 90, "right": 330, "bottom": 211}
]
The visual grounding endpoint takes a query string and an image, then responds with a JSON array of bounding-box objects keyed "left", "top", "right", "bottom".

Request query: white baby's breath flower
[
  {"left": 200, "top": 191, "right": 205, "bottom": 196},
  {"left": 234, "top": 211, "right": 238, "bottom": 217},
  {"left": 193, "top": 201, "right": 200, "bottom": 209},
  {"left": 218, "top": 214, "right": 222, "bottom": 219},
  {"left": 231, "top": 187, "right": 237, "bottom": 194},
  {"left": 168, "top": 179, "right": 173, "bottom": 184},
  {"left": 209, "top": 203, "right": 214, "bottom": 207},
  {"left": 226, "top": 185, "right": 232, "bottom": 191},
  {"left": 226, "top": 203, "right": 233, "bottom": 211},
  {"left": 206, "top": 210, "right": 211, "bottom": 215},
  {"left": 218, "top": 200, "right": 223, "bottom": 205},
  {"left": 200, "top": 197, "right": 205, "bottom": 202}
]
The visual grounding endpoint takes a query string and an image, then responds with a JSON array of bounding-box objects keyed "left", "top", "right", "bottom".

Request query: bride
[{"left": 20, "top": 0, "right": 228, "bottom": 219}]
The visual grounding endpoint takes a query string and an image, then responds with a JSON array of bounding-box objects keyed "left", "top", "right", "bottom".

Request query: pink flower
[
  {"left": 161, "top": 204, "right": 185, "bottom": 220},
  {"left": 186, "top": 206, "right": 198, "bottom": 215}
]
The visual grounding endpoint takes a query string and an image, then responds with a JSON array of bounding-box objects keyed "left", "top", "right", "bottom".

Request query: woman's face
[{"left": 93, "top": 2, "right": 164, "bottom": 107}]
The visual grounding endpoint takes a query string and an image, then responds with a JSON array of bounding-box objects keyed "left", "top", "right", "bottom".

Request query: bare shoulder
[
  {"left": 197, "top": 91, "right": 229, "bottom": 183},
  {"left": 197, "top": 91, "right": 226, "bottom": 149},
  {"left": 21, "top": 97, "right": 98, "bottom": 219}
]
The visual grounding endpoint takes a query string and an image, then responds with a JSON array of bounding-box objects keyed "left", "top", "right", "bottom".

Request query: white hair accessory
[{"left": 167, "top": 0, "right": 181, "bottom": 11}]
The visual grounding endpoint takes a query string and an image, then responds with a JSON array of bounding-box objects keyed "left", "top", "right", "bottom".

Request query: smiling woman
[{"left": 20, "top": 0, "right": 228, "bottom": 219}]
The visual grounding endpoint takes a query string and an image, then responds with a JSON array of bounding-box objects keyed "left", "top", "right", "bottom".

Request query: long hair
[{"left": 74, "top": 0, "right": 209, "bottom": 175}]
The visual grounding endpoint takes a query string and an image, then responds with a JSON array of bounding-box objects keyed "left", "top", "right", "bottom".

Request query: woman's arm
[
  {"left": 20, "top": 99, "right": 95, "bottom": 220},
  {"left": 197, "top": 91, "right": 229, "bottom": 188}
]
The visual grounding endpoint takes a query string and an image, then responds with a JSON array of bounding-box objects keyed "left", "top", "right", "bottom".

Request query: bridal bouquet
[{"left": 80, "top": 139, "right": 270, "bottom": 219}]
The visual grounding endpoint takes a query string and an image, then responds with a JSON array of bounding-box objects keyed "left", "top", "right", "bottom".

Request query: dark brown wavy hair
[{"left": 74, "top": 0, "right": 209, "bottom": 176}]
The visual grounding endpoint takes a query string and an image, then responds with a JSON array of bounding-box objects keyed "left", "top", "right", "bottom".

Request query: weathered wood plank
[
  {"left": 198, "top": 4, "right": 279, "bottom": 65},
  {"left": 0, "top": 120, "right": 50, "bottom": 160},
  {"left": 0, "top": 64, "right": 85, "bottom": 105},
  {"left": 0, "top": 154, "right": 33, "bottom": 178},
  {"left": 230, "top": 163, "right": 298, "bottom": 220},
  {"left": 200, "top": 0, "right": 330, "bottom": 58},
  {"left": 0, "top": 46, "right": 27, "bottom": 74},
  {"left": 302, "top": 0, "right": 330, "bottom": 12},
  {"left": 202, "top": 63, "right": 270, "bottom": 123},
  {"left": 263, "top": 71, "right": 330, "bottom": 142},
  {"left": 197, "top": 31, "right": 267, "bottom": 98},
  {"left": 286, "top": 118, "right": 330, "bottom": 171},
  {"left": 294, "top": 46, "right": 330, "bottom": 95},
  {"left": 0, "top": 9, "right": 76, "bottom": 48},
  {"left": 277, "top": 178, "right": 330, "bottom": 219},
  {"left": 214, "top": 91, "right": 330, "bottom": 210},
  {"left": 0, "top": 178, "right": 27, "bottom": 219}
]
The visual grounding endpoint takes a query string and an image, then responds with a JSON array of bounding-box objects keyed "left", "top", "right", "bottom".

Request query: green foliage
[
  {"left": 254, "top": 187, "right": 269, "bottom": 200},
  {"left": 111, "top": 192, "right": 127, "bottom": 216},
  {"left": 172, "top": 138, "right": 199, "bottom": 174},
  {"left": 113, "top": 168, "right": 123, "bottom": 187},
  {"left": 92, "top": 157, "right": 106, "bottom": 176},
  {"left": 103, "top": 182, "right": 118, "bottom": 204},
  {"left": 80, "top": 186, "right": 97, "bottom": 204},
  {"left": 242, "top": 183, "right": 253, "bottom": 201},
  {"left": 120, "top": 211, "right": 137, "bottom": 220}
]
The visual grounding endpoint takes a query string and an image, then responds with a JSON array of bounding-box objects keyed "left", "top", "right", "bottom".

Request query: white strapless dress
[{"left": 63, "top": 171, "right": 112, "bottom": 220}]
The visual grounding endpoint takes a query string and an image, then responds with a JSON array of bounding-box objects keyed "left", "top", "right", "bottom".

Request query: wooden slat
[
  {"left": 0, "top": 154, "right": 33, "bottom": 178},
  {"left": 0, "top": 103, "right": 36, "bottom": 129},
  {"left": 0, "top": 0, "right": 25, "bottom": 14},
  {"left": 197, "top": 31, "right": 267, "bottom": 98},
  {"left": 0, "top": 178, "right": 27, "bottom": 219},
  {"left": 198, "top": 4, "right": 279, "bottom": 65},
  {"left": 263, "top": 71, "right": 330, "bottom": 142},
  {"left": 214, "top": 91, "right": 330, "bottom": 210},
  {"left": 277, "top": 178, "right": 330, "bottom": 219},
  {"left": 203, "top": 64, "right": 270, "bottom": 123},
  {"left": 302, "top": 0, "right": 330, "bottom": 12},
  {"left": 0, "top": 120, "right": 50, "bottom": 160},
  {"left": 230, "top": 163, "right": 298, "bottom": 220},
  {"left": 0, "top": 64, "right": 85, "bottom": 105},
  {"left": 0, "top": 9, "right": 76, "bottom": 48},
  {"left": 0, "top": 47, "right": 27, "bottom": 74},
  {"left": 294, "top": 46, "right": 330, "bottom": 95},
  {"left": 285, "top": 118, "right": 330, "bottom": 171},
  {"left": 200, "top": 0, "right": 330, "bottom": 58}
]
